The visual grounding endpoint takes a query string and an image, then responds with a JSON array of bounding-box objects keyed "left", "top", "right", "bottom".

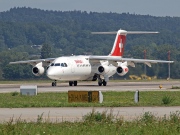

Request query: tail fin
[
  {"left": 92, "top": 29, "right": 159, "bottom": 57},
  {"left": 110, "top": 30, "right": 126, "bottom": 56}
]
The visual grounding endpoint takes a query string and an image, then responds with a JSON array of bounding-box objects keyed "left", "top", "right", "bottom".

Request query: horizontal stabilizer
[
  {"left": 92, "top": 30, "right": 159, "bottom": 35},
  {"left": 91, "top": 32, "right": 117, "bottom": 34},
  {"left": 126, "top": 31, "right": 159, "bottom": 34}
]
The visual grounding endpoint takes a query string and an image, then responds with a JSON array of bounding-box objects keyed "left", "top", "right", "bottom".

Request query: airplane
[{"left": 9, "top": 29, "right": 174, "bottom": 87}]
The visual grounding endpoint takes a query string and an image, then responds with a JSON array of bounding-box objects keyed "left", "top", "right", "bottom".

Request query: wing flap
[
  {"left": 127, "top": 61, "right": 135, "bottom": 67},
  {"left": 144, "top": 62, "right": 151, "bottom": 67}
]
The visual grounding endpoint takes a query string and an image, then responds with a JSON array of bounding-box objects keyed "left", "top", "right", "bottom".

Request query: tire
[
  {"left": 69, "top": 81, "right": 73, "bottom": 86},
  {"left": 103, "top": 81, "right": 107, "bottom": 86},
  {"left": 52, "top": 82, "right": 57, "bottom": 87},
  {"left": 98, "top": 82, "right": 102, "bottom": 86},
  {"left": 74, "top": 81, "right": 77, "bottom": 86}
]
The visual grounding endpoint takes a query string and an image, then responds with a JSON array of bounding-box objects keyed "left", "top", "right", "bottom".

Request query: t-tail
[{"left": 92, "top": 29, "right": 159, "bottom": 57}]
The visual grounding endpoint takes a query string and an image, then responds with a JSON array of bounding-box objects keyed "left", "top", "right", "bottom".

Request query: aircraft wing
[
  {"left": 89, "top": 56, "right": 174, "bottom": 67},
  {"left": 9, "top": 58, "right": 56, "bottom": 66}
]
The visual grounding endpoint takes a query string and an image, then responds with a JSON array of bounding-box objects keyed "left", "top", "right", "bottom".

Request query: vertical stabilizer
[{"left": 110, "top": 30, "right": 127, "bottom": 57}]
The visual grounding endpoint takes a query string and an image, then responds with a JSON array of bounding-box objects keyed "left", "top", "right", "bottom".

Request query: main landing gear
[
  {"left": 69, "top": 81, "right": 77, "bottom": 86},
  {"left": 98, "top": 75, "right": 107, "bottom": 86},
  {"left": 51, "top": 80, "right": 78, "bottom": 86},
  {"left": 98, "top": 80, "right": 107, "bottom": 86}
]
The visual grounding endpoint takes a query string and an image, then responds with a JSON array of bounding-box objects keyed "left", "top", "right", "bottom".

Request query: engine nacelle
[
  {"left": 97, "top": 65, "right": 110, "bottom": 75},
  {"left": 116, "top": 66, "right": 129, "bottom": 76},
  {"left": 32, "top": 66, "right": 45, "bottom": 76}
]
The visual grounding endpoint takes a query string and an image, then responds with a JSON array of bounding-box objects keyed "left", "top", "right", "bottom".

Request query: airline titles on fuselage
[{"left": 74, "top": 59, "right": 91, "bottom": 68}]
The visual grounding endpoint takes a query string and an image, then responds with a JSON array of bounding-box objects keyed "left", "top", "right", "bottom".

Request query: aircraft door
[{"left": 71, "top": 60, "right": 75, "bottom": 73}]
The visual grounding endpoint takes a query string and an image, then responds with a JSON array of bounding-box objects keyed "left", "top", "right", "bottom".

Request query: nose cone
[{"left": 47, "top": 68, "right": 57, "bottom": 80}]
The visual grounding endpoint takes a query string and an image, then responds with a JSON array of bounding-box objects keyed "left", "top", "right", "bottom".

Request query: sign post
[
  {"left": 68, "top": 91, "right": 103, "bottom": 103},
  {"left": 134, "top": 90, "right": 139, "bottom": 103}
]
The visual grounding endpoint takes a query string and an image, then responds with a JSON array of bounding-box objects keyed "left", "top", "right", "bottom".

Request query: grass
[
  {"left": 172, "top": 86, "right": 180, "bottom": 89},
  {"left": 162, "top": 95, "right": 174, "bottom": 104},
  {"left": 1, "top": 110, "right": 180, "bottom": 134},
  {"left": 0, "top": 91, "right": 180, "bottom": 107}
]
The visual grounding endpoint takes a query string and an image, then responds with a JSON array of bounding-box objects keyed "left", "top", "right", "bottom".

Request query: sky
[{"left": 0, "top": 0, "right": 180, "bottom": 17}]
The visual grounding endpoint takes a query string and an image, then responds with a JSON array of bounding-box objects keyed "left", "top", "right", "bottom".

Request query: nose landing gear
[{"left": 52, "top": 80, "right": 57, "bottom": 86}]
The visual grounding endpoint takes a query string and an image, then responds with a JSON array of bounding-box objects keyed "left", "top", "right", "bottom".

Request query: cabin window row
[{"left": 77, "top": 64, "right": 91, "bottom": 67}]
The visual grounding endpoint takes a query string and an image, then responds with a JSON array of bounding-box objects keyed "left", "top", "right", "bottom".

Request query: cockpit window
[
  {"left": 64, "top": 63, "right": 67, "bottom": 67},
  {"left": 55, "top": 63, "right": 60, "bottom": 66},
  {"left": 50, "top": 62, "right": 68, "bottom": 67},
  {"left": 51, "top": 63, "right": 54, "bottom": 66}
]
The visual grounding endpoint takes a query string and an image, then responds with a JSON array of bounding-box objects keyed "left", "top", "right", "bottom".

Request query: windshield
[{"left": 50, "top": 63, "right": 68, "bottom": 67}]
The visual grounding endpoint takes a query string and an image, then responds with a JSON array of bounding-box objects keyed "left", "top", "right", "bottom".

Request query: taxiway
[
  {"left": 0, "top": 107, "right": 180, "bottom": 123},
  {"left": 0, "top": 80, "right": 179, "bottom": 93}
]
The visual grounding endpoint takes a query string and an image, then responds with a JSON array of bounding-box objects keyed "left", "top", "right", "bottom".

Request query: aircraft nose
[{"left": 47, "top": 68, "right": 57, "bottom": 79}]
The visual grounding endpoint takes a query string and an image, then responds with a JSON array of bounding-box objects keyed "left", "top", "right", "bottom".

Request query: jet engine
[
  {"left": 116, "top": 66, "right": 129, "bottom": 76},
  {"left": 32, "top": 66, "right": 45, "bottom": 76},
  {"left": 97, "top": 65, "right": 110, "bottom": 75}
]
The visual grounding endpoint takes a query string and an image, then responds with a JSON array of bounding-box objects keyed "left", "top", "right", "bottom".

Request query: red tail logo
[{"left": 110, "top": 34, "right": 126, "bottom": 56}]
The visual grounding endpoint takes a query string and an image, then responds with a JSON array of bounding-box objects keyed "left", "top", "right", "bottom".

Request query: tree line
[{"left": 0, "top": 7, "right": 179, "bottom": 80}]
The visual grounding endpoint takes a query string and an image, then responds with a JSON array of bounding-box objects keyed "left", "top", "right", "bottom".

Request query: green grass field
[
  {"left": 0, "top": 91, "right": 180, "bottom": 108},
  {"left": 1, "top": 110, "right": 180, "bottom": 135}
]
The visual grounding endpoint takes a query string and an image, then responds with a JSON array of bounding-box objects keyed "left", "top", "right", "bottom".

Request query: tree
[
  {"left": 40, "top": 43, "right": 52, "bottom": 59},
  {"left": 2, "top": 64, "right": 33, "bottom": 80}
]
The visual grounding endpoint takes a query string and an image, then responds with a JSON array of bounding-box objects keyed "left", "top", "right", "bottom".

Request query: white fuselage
[{"left": 46, "top": 56, "right": 116, "bottom": 81}]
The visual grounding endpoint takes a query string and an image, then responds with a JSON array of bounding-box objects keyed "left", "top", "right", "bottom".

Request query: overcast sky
[{"left": 0, "top": 0, "right": 179, "bottom": 17}]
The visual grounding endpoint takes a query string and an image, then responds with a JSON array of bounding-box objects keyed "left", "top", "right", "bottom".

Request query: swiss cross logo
[{"left": 119, "top": 39, "right": 123, "bottom": 53}]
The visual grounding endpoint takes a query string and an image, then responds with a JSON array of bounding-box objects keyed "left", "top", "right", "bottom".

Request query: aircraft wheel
[
  {"left": 52, "top": 82, "right": 56, "bottom": 87},
  {"left": 98, "top": 82, "right": 102, "bottom": 86},
  {"left": 74, "top": 81, "right": 77, "bottom": 86},
  {"left": 69, "top": 81, "right": 73, "bottom": 86},
  {"left": 103, "top": 80, "right": 107, "bottom": 86}
]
